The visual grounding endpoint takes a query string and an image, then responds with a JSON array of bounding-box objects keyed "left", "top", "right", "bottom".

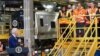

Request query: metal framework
[{"left": 48, "top": 15, "right": 100, "bottom": 56}]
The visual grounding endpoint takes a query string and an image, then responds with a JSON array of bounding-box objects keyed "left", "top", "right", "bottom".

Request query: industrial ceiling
[{"left": 0, "top": 0, "right": 99, "bottom": 13}]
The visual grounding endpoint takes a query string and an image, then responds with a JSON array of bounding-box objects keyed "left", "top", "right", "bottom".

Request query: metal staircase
[
  {"left": 64, "top": 17, "right": 97, "bottom": 56},
  {"left": 48, "top": 17, "right": 98, "bottom": 56},
  {"left": 48, "top": 17, "right": 76, "bottom": 56}
]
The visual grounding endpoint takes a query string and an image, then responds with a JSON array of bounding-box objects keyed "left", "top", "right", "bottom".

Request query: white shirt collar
[{"left": 12, "top": 34, "right": 16, "bottom": 37}]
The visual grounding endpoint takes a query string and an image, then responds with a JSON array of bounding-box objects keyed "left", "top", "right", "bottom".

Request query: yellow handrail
[
  {"left": 51, "top": 22, "right": 76, "bottom": 56},
  {"left": 73, "top": 17, "right": 96, "bottom": 56},
  {"left": 48, "top": 14, "right": 100, "bottom": 56},
  {"left": 53, "top": 33, "right": 75, "bottom": 56},
  {"left": 62, "top": 17, "right": 96, "bottom": 56},
  {"left": 80, "top": 28, "right": 96, "bottom": 56},
  {"left": 53, "top": 39, "right": 75, "bottom": 56},
  {"left": 48, "top": 18, "right": 76, "bottom": 56},
  {"left": 87, "top": 38, "right": 97, "bottom": 56},
  {"left": 80, "top": 17, "right": 98, "bottom": 56},
  {"left": 48, "top": 19, "right": 73, "bottom": 56}
]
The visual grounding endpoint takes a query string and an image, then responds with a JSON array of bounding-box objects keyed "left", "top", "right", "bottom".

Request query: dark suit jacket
[{"left": 8, "top": 35, "right": 18, "bottom": 48}]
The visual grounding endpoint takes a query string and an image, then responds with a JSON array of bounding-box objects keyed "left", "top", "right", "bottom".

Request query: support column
[{"left": 24, "top": 0, "right": 34, "bottom": 56}]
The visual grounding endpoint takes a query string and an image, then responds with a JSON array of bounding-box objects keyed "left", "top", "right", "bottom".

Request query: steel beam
[{"left": 24, "top": 0, "right": 34, "bottom": 56}]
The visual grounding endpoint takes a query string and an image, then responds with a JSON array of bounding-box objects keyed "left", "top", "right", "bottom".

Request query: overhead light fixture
[
  {"left": 58, "top": 6, "right": 61, "bottom": 10},
  {"left": 42, "top": 2, "right": 57, "bottom": 12},
  {"left": 69, "top": 0, "right": 78, "bottom": 2},
  {"left": 20, "top": 6, "right": 23, "bottom": 9},
  {"left": 35, "top": 51, "right": 38, "bottom": 54},
  {"left": 3, "top": 4, "right": 5, "bottom": 8},
  {"left": 35, "top": 7, "right": 38, "bottom": 11},
  {"left": 45, "top": 49, "right": 49, "bottom": 52}
]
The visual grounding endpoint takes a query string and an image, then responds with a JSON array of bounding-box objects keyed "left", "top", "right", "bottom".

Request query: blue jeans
[{"left": 76, "top": 23, "right": 85, "bottom": 37}]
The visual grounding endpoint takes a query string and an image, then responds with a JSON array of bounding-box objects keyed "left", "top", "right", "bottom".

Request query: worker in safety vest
[
  {"left": 59, "top": 6, "right": 70, "bottom": 37},
  {"left": 86, "top": 3, "right": 98, "bottom": 37},
  {"left": 86, "top": 2, "right": 98, "bottom": 23},
  {"left": 73, "top": 3, "right": 87, "bottom": 37},
  {"left": 66, "top": 5, "right": 73, "bottom": 19},
  {"left": 59, "top": 6, "right": 67, "bottom": 18},
  {"left": 59, "top": 6, "right": 72, "bottom": 18}
]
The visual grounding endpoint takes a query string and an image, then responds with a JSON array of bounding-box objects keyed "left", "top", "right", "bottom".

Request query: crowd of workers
[{"left": 59, "top": 2, "right": 100, "bottom": 37}]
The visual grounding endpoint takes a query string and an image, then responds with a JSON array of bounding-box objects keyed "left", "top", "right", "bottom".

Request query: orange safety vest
[
  {"left": 87, "top": 8, "right": 97, "bottom": 15},
  {"left": 86, "top": 8, "right": 98, "bottom": 24},
  {"left": 87, "top": 8, "right": 97, "bottom": 18},
  {"left": 73, "top": 8, "right": 87, "bottom": 23}
]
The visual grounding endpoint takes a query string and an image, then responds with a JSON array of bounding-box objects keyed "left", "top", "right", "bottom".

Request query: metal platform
[{"left": 48, "top": 16, "right": 100, "bottom": 56}]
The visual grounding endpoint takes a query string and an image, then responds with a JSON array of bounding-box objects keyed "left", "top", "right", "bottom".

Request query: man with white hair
[
  {"left": 8, "top": 28, "right": 19, "bottom": 56},
  {"left": 9, "top": 28, "right": 19, "bottom": 48}
]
